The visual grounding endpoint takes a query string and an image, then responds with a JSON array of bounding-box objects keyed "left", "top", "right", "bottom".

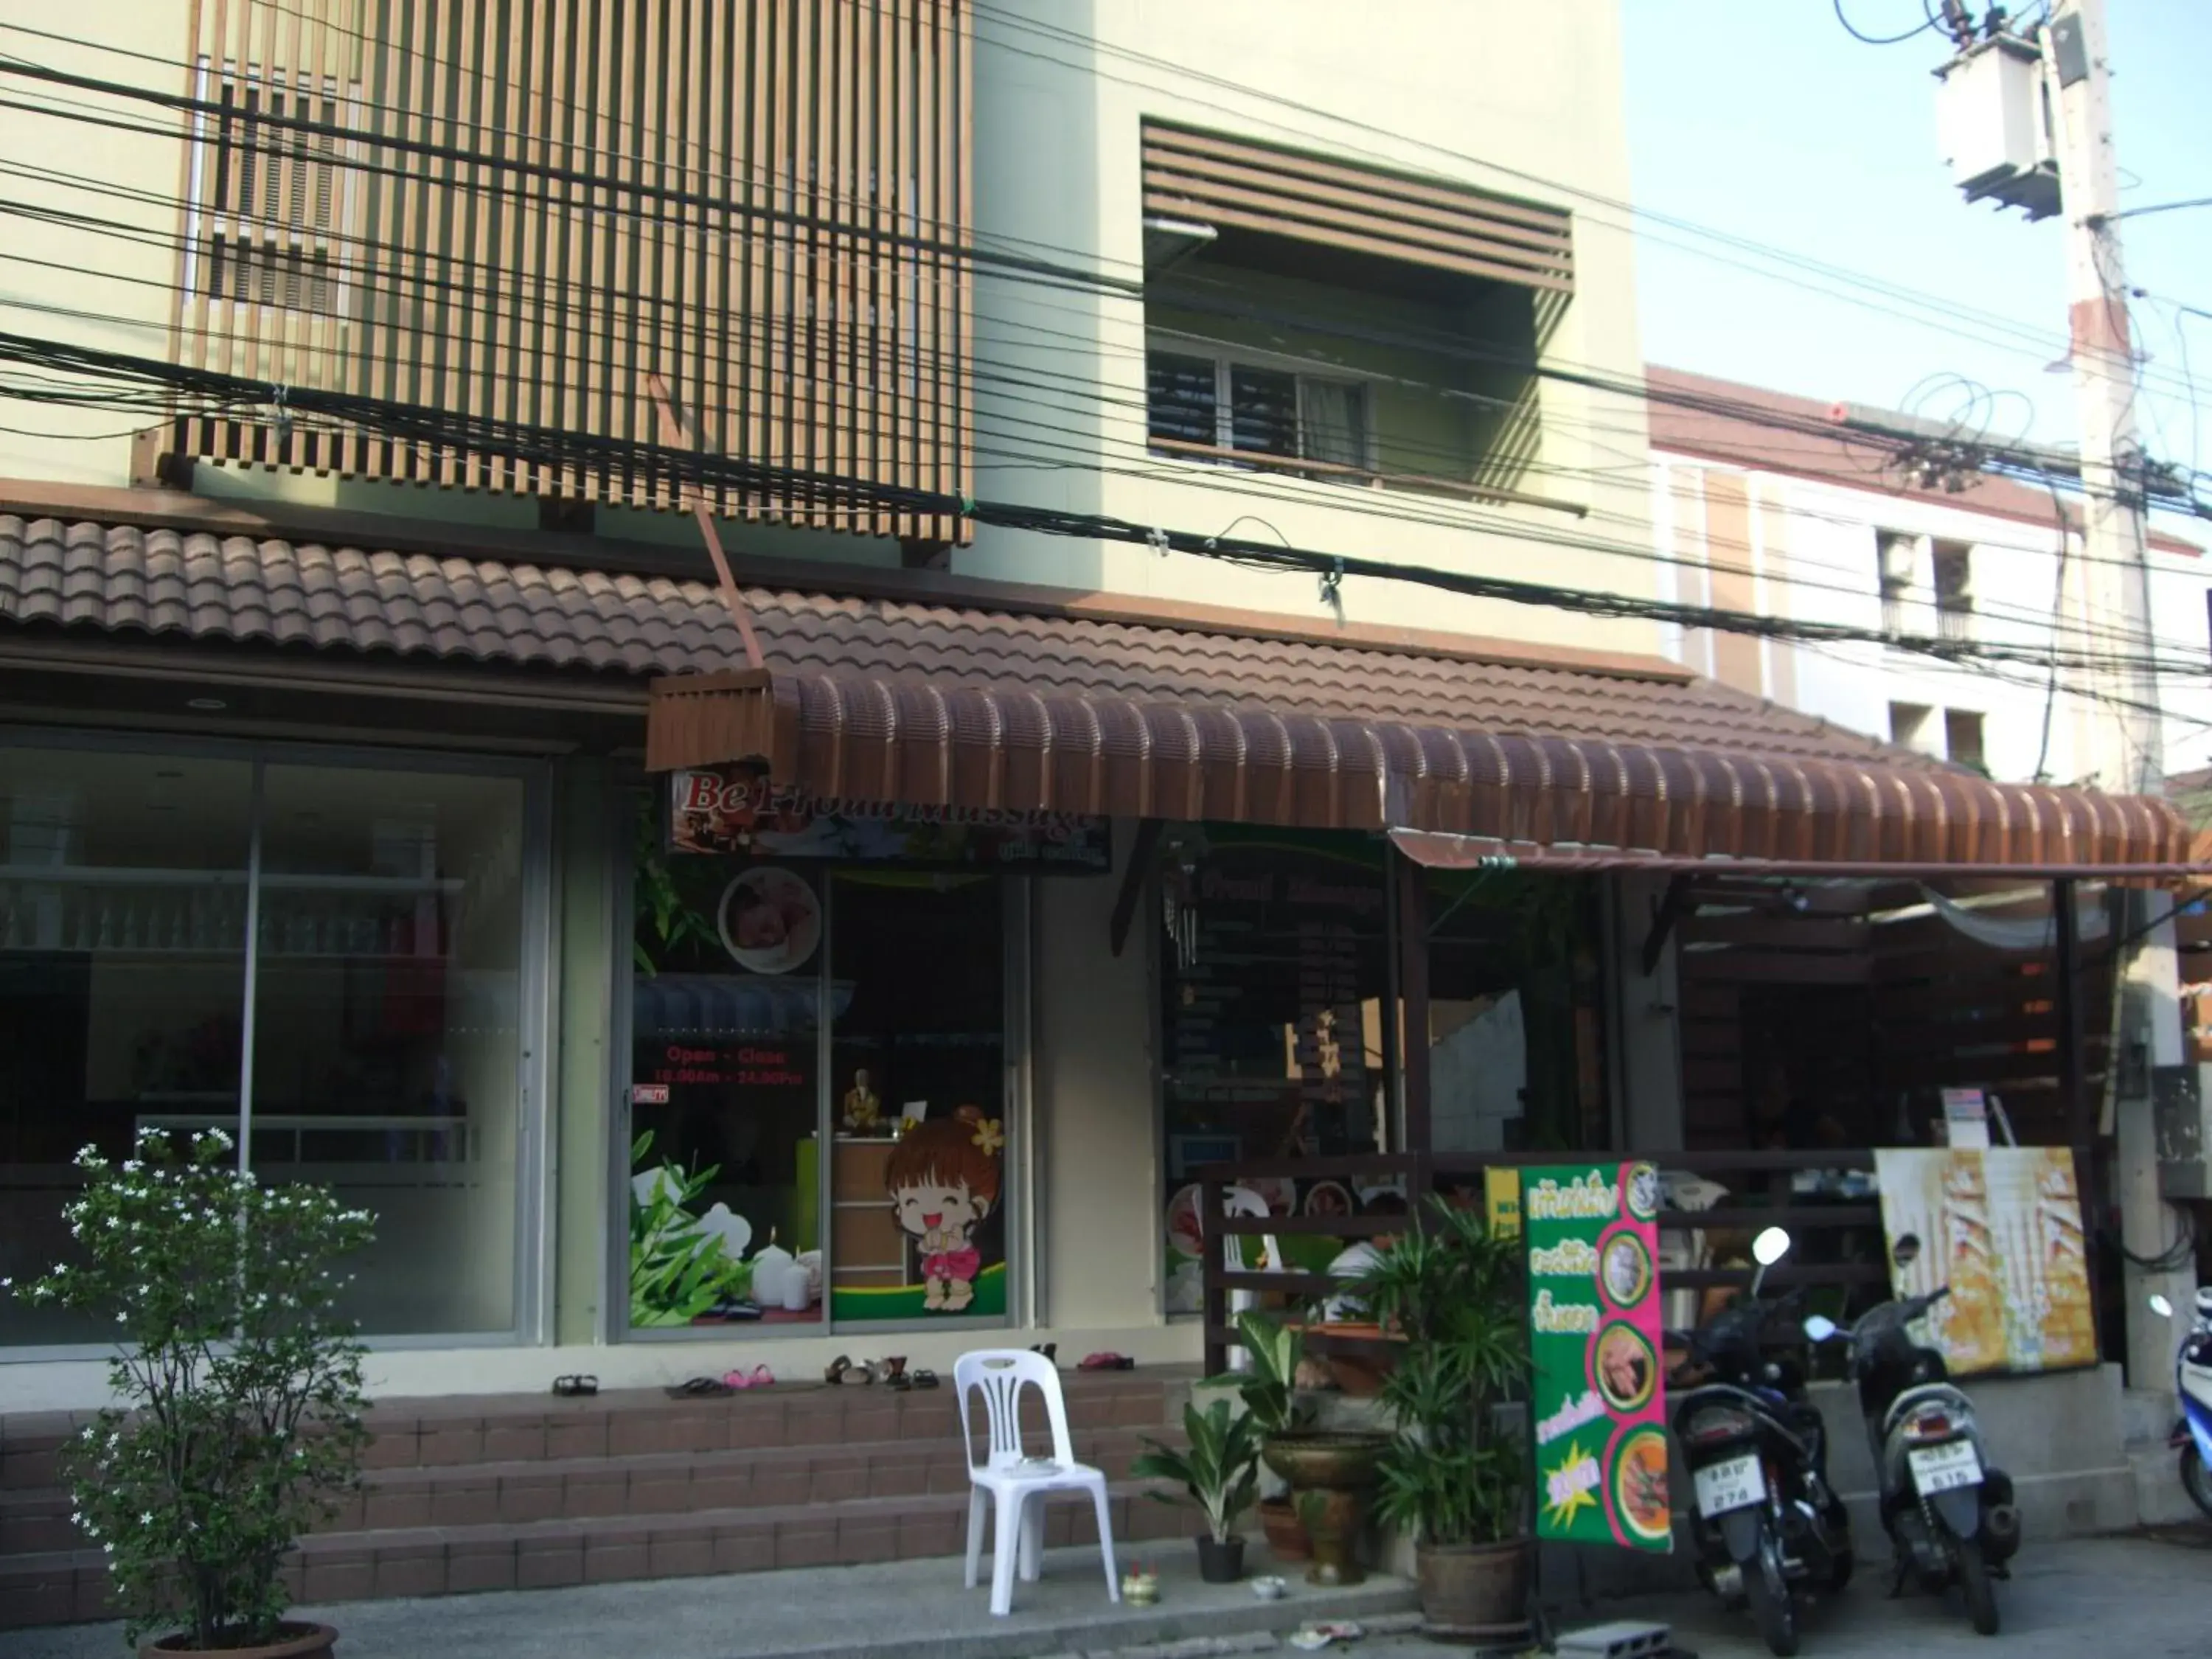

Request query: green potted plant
[
  {"left": 7, "top": 1129, "right": 374, "bottom": 1658},
  {"left": 1220, "top": 1310, "right": 1387, "bottom": 1585},
  {"left": 1130, "top": 1397, "right": 1264, "bottom": 1582},
  {"left": 1350, "top": 1197, "right": 1531, "bottom": 1638}
]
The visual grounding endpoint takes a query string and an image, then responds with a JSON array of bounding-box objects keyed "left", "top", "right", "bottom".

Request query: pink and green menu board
[{"left": 1523, "top": 1162, "right": 1672, "bottom": 1552}]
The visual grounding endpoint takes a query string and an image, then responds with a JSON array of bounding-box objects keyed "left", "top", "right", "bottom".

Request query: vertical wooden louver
[{"left": 167, "top": 0, "right": 973, "bottom": 541}]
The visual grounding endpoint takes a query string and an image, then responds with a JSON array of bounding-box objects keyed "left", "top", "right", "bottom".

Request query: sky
[{"left": 1621, "top": 0, "right": 2212, "bottom": 494}]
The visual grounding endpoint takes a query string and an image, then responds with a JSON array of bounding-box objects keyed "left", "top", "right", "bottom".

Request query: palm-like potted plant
[
  {"left": 1350, "top": 1197, "right": 1531, "bottom": 1638},
  {"left": 1130, "top": 1398, "right": 1264, "bottom": 1582},
  {"left": 6, "top": 1130, "right": 373, "bottom": 1658}
]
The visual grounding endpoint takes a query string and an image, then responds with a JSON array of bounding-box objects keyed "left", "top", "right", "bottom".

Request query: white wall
[
  {"left": 965, "top": 0, "right": 1658, "bottom": 655},
  {"left": 0, "top": 4, "right": 190, "bottom": 488},
  {"left": 1648, "top": 451, "right": 2205, "bottom": 790}
]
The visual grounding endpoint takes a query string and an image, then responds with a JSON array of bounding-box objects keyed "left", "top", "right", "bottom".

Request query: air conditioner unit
[{"left": 1935, "top": 33, "right": 2060, "bottom": 220}]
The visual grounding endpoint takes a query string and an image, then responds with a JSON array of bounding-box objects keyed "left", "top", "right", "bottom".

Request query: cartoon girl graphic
[{"left": 884, "top": 1105, "right": 1004, "bottom": 1312}]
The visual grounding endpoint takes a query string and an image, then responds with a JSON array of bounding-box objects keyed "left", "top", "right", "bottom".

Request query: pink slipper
[
  {"left": 723, "top": 1368, "right": 753, "bottom": 1391},
  {"left": 748, "top": 1364, "right": 775, "bottom": 1388}
]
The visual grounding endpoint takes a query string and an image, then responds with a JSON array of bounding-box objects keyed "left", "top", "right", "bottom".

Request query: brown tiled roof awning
[{"left": 0, "top": 508, "right": 2191, "bottom": 872}]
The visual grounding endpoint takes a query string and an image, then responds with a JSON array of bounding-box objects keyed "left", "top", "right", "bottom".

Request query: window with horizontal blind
[
  {"left": 1144, "top": 348, "right": 1371, "bottom": 477},
  {"left": 1137, "top": 120, "right": 1581, "bottom": 516}
]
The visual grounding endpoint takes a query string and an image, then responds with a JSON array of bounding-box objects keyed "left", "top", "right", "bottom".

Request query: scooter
[
  {"left": 1671, "top": 1227, "right": 1852, "bottom": 1657},
  {"left": 2145, "top": 1287, "right": 2212, "bottom": 1520},
  {"left": 1804, "top": 1248, "right": 2020, "bottom": 1638}
]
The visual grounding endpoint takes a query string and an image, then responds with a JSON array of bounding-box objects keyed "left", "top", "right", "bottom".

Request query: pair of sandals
[
  {"left": 665, "top": 1366, "right": 775, "bottom": 1399},
  {"left": 824, "top": 1354, "right": 939, "bottom": 1391}
]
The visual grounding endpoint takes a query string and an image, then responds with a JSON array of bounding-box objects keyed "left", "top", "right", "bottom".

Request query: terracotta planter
[
  {"left": 1261, "top": 1431, "right": 1385, "bottom": 1587},
  {"left": 1258, "top": 1496, "right": 1310, "bottom": 1562},
  {"left": 142, "top": 1622, "right": 338, "bottom": 1659},
  {"left": 1195, "top": 1533, "right": 1247, "bottom": 1583},
  {"left": 1415, "top": 1540, "right": 1531, "bottom": 1641}
]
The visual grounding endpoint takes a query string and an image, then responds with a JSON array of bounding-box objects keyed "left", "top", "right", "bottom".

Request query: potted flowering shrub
[{"left": 7, "top": 1130, "right": 373, "bottom": 1657}]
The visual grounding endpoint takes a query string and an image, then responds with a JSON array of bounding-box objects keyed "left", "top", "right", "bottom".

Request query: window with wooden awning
[
  {"left": 1141, "top": 122, "right": 1573, "bottom": 295},
  {"left": 1138, "top": 121, "right": 1576, "bottom": 514}
]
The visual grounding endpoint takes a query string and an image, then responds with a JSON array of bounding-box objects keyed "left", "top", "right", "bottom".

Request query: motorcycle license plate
[
  {"left": 1693, "top": 1453, "right": 1765, "bottom": 1515},
  {"left": 1908, "top": 1440, "right": 1983, "bottom": 1495}
]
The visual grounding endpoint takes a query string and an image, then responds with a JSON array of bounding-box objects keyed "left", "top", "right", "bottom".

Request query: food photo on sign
[{"left": 1522, "top": 1161, "right": 1672, "bottom": 1554}]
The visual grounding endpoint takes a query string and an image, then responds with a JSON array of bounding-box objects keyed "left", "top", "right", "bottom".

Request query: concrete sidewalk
[
  {"left": 17, "top": 1530, "right": 2211, "bottom": 1659},
  {"left": 2, "top": 1544, "right": 1418, "bottom": 1659},
  {"left": 1362, "top": 1530, "right": 2212, "bottom": 1659}
]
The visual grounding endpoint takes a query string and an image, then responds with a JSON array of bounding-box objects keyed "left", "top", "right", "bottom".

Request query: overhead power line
[
  {"left": 0, "top": 46, "right": 2203, "bottom": 524},
  {"left": 1, "top": 326, "right": 2205, "bottom": 689}
]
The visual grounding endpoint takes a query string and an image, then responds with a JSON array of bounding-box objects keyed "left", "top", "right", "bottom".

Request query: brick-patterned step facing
[
  {"left": 3, "top": 1425, "right": 1164, "bottom": 1548},
  {"left": 0, "top": 1367, "right": 1199, "bottom": 1629},
  {"left": 1, "top": 1481, "right": 1204, "bottom": 1627}
]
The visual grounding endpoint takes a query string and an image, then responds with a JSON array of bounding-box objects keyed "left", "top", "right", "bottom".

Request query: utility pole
[
  {"left": 1937, "top": 0, "right": 2192, "bottom": 1399},
  {"left": 2045, "top": 0, "right": 2192, "bottom": 1406},
  {"left": 2045, "top": 0, "right": 2159, "bottom": 796}
]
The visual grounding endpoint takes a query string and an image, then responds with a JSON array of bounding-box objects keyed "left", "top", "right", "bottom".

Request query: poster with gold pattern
[{"left": 1873, "top": 1147, "right": 2095, "bottom": 1376}]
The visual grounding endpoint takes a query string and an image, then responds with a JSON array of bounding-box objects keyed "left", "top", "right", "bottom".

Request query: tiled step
[
  {"left": 0, "top": 1368, "right": 1202, "bottom": 1628},
  {"left": 5, "top": 1425, "right": 1166, "bottom": 1551},
  {"left": 0, "top": 1480, "right": 1206, "bottom": 1627}
]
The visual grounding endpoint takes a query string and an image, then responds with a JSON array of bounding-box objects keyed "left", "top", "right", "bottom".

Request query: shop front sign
[
  {"left": 667, "top": 767, "right": 1110, "bottom": 872},
  {"left": 1523, "top": 1161, "right": 1672, "bottom": 1553},
  {"left": 1872, "top": 1146, "right": 2096, "bottom": 1376}
]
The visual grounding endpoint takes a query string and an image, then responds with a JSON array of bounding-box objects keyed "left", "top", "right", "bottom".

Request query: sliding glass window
[{"left": 0, "top": 740, "right": 540, "bottom": 1346}]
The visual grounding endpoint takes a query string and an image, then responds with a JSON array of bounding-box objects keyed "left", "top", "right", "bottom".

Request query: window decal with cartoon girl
[{"left": 883, "top": 1105, "right": 1004, "bottom": 1312}]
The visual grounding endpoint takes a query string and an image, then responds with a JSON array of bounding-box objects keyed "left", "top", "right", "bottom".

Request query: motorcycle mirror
[
  {"left": 1802, "top": 1314, "right": 1838, "bottom": 1342},
  {"left": 1892, "top": 1232, "right": 1921, "bottom": 1269},
  {"left": 1751, "top": 1226, "right": 1792, "bottom": 1267},
  {"left": 2149, "top": 1293, "right": 2174, "bottom": 1318}
]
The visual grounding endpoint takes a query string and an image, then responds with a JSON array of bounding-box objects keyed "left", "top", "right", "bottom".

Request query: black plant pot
[{"left": 1196, "top": 1534, "right": 1247, "bottom": 1584}]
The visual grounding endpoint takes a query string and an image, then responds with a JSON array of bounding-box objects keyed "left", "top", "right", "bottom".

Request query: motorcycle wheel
[
  {"left": 2184, "top": 1444, "right": 2212, "bottom": 1523},
  {"left": 1955, "top": 1534, "right": 2000, "bottom": 1637},
  {"left": 1749, "top": 1530, "right": 1800, "bottom": 1657}
]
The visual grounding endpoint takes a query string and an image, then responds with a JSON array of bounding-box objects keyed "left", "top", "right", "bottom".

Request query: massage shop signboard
[
  {"left": 1872, "top": 1146, "right": 2096, "bottom": 1377},
  {"left": 667, "top": 767, "right": 1111, "bottom": 872},
  {"left": 1523, "top": 1162, "right": 1672, "bottom": 1553}
]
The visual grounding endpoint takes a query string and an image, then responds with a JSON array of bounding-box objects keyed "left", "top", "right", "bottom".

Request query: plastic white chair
[
  {"left": 953, "top": 1349, "right": 1119, "bottom": 1617},
  {"left": 1222, "top": 1185, "right": 1285, "bottom": 1372}
]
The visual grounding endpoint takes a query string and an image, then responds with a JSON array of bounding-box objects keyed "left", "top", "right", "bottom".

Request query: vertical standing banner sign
[{"left": 1523, "top": 1162, "right": 1672, "bottom": 1553}]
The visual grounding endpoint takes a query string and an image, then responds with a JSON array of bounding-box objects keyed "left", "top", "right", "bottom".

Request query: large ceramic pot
[
  {"left": 1261, "top": 1430, "right": 1385, "bottom": 1587},
  {"left": 1257, "top": 1496, "right": 1310, "bottom": 1562},
  {"left": 143, "top": 1623, "right": 338, "bottom": 1659},
  {"left": 1415, "top": 1540, "right": 1531, "bottom": 1640}
]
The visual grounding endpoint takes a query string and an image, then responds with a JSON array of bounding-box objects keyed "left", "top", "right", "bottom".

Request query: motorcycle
[
  {"left": 1670, "top": 1226, "right": 1853, "bottom": 1657},
  {"left": 1804, "top": 1247, "right": 2020, "bottom": 1638},
  {"left": 2145, "top": 1287, "right": 2212, "bottom": 1520}
]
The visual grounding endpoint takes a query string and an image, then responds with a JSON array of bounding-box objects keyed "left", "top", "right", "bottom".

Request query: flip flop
[
  {"left": 748, "top": 1364, "right": 776, "bottom": 1388},
  {"left": 551, "top": 1374, "right": 598, "bottom": 1397},
  {"left": 1078, "top": 1352, "right": 1134, "bottom": 1371},
  {"left": 1030, "top": 1343, "right": 1057, "bottom": 1363},
  {"left": 910, "top": 1368, "right": 940, "bottom": 1389},
  {"left": 723, "top": 1369, "right": 752, "bottom": 1391},
  {"left": 667, "top": 1376, "right": 735, "bottom": 1398},
  {"left": 824, "top": 1355, "right": 852, "bottom": 1385}
]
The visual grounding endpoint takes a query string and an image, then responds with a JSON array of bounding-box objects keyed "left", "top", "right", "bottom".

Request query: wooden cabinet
[{"left": 830, "top": 1137, "right": 910, "bottom": 1287}]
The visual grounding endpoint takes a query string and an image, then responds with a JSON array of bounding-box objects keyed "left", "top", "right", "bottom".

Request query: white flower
[{"left": 139, "top": 1512, "right": 153, "bottom": 1526}]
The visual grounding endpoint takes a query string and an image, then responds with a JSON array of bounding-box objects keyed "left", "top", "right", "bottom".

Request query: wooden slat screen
[
  {"left": 1141, "top": 121, "right": 1573, "bottom": 294},
  {"left": 1676, "top": 878, "right": 2113, "bottom": 1153},
  {"left": 169, "top": 0, "right": 972, "bottom": 542}
]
